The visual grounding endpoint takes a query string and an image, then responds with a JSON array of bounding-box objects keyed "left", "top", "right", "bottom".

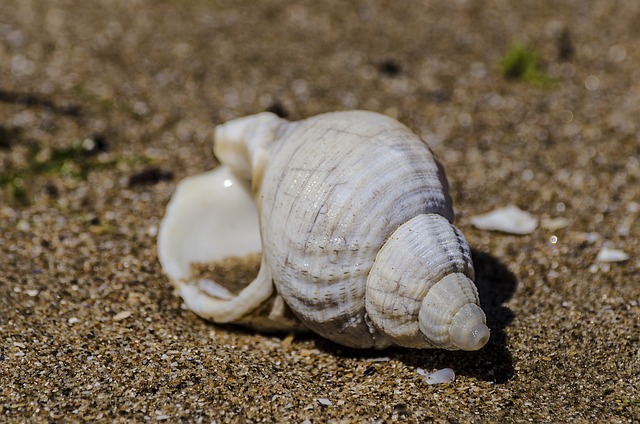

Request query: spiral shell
[{"left": 158, "top": 111, "right": 489, "bottom": 350}]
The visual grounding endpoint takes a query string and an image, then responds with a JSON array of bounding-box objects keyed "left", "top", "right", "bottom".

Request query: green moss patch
[{"left": 500, "top": 43, "right": 556, "bottom": 88}]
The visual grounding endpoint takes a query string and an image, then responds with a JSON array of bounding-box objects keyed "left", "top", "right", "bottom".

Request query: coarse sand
[{"left": 1, "top": 0, "right": 638, "bottom": 422}]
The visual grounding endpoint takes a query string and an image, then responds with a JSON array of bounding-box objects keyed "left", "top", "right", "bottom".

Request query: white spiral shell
[{"left": 158, "top": 111, "right": 489, "bottom": 351}]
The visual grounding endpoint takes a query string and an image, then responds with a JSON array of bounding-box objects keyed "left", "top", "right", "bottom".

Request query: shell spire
[{"left": 365, "top": 213, "right": 489, "bottom": 350}]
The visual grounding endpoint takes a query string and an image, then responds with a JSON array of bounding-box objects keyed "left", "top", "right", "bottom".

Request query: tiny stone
[
  {"left": 25, "top": 289, "right": 39, "bottom": 297},
  {"left": 627, "top": 201, "right": 640, "bottom": 213},
  {"left": 113, "top": 311, "right": 132, "bottom": 321},
  {"left": 317, "top": 398, "right": 332, "bottom": 406},
  {"left": 68, "top": 317, "right": 79, "bottom": 324},
  {"left": 541, "top": 217, "right": 570, "bottom": 230},
  {"left": 365, "top": 356, "right": 390, "bottom": 362},
  {"left": 595, "top": 247, "right": 629, "bottom": 262}
]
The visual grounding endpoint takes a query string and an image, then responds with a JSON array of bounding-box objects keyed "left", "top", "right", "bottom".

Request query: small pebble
[
  {"left": 616, "top": 217, "right": 634, "bottom": 236},
  {"left": 575, "top": 232, "right": 601, "bottom": 243},
  {"left": 113, "top": 311, "right": 132, "bottom": 321},
  {"left": 363, "top": 366, "right": 376, "bottom": 376},
  {"left": 317, "top": 398, "right": 332, "bottom": 406},
  {"left": 470, "top": 205, "right": 538, "bottom": 234},
  {"left": 68, "top": 317, "right": 79, "bottom": 324},
  {"left": 595, "top": 247, "right": 629, "bottom": 262},
  {"left": 128, "top": 167, "right": 173, "bottom": 187},
  {"left": 365, "top": 356, "right": 390, "bottom": 362},
  {"left": 17, "top": 220, "right": 30, "bottom": 231},
  {"left": 541, "top": 217, "right": 570, "bottom": 230}
]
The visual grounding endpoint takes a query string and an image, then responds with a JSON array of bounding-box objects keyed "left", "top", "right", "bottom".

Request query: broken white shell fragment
[
  {"left": 541, "top": 217, "right": 570, "bottom": 231},
  {"left": 470, "top": 205, "right": 538, "bottom": 235},
  {"left": 317, "top": 398, "right": 332, "bottom": 406},
  {"left": 595, "top": 247, "right": 629, "bottom": 262},
  {"left": 417, "top": 367, "right": 456, "bottom": 385},
  {"left": 158, "top": 111, "right": 490, "bottom": 350}
]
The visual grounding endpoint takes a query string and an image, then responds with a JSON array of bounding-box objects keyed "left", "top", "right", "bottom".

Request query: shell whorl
[
  {"left": 366, "top": 213, "right": 487, "bottom": 350},
  {"left": 256, "top": 111, "right": 454, "bottom": 348}
]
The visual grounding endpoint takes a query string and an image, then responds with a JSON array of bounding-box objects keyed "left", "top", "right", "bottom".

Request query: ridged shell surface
[
  {"left": 258, "top": 111, "right": 453, "bottom": 348},
  {"left": 365, "top": 213, "right": 475, "bottom": 348}
]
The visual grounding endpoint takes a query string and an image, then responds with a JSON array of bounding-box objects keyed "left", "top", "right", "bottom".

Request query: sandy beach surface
[{"left": 1, "top": 0, "right": 638, "bottom": 422}]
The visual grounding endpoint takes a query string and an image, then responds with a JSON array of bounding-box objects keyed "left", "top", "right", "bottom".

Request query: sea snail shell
[{"left": 158, "top": 111, "right": 489, "bottom": 351}]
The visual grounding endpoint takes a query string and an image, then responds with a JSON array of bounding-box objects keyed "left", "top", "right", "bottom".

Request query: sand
[{"left": 1, "top": 0, "right": 638, "bottom": 422}]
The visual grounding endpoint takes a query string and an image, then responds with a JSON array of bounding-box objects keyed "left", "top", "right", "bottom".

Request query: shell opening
[{"left": 158, "top": 165, "right": 272, "bottom": 322}]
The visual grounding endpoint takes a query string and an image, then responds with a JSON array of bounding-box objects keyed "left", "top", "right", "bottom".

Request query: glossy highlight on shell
[{"left": 158, "top": 111, "right": 489, "bottom": 351}]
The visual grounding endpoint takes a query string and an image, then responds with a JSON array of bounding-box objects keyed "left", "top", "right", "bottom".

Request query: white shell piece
[
  {"left": 159, "top": 110, "right": 490, "bottom": 350},
  {"left": 158, "top": 165, "right": 273, "bottom": 323},
  {"left": 595, "top": 247, "right": 629, "bottom": 262},
  {"left": 470, "top": 205, "right": 538, "bottom": 235},
  {"left": 417, "top": 367, "right": 456, "bottom": 385},
  {"left": 540, "top": 217, "right": 570, "bottom": 230},
  {"left": 317, "top": 398, "right": 332, "bottom": 406},
  {"left": 158, "top": 165, "right": 261, "bottom": 281}
]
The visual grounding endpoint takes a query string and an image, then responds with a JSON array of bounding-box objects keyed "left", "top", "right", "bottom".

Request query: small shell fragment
[
  {"left": 317, "top": 398, "right": 332, "bottom": 406},
  {"left": 541, "top": 217, "right": 570, "bottom": 231},
  {"left": 595, "top": 247, "right": 629, "bottom": 262},
  {"left": 113, "top": 311, "right": 133, "bottom": 321},
  {"left": 470, "top": 205, "right": 538, "bottom": 235},
  {"left": 417, "top": 367, "right": 456, "bottom": 385},
  {"left": 365, "top": 356, "right": 390, "bottom": 362}
]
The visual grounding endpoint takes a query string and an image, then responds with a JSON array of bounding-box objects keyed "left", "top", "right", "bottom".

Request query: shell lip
[
  {"left": 157, "top": 165, "right": 262, "bottom": 282},
  {"left": 157, "top": 165, "right": 271, "bottom": 323}
]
